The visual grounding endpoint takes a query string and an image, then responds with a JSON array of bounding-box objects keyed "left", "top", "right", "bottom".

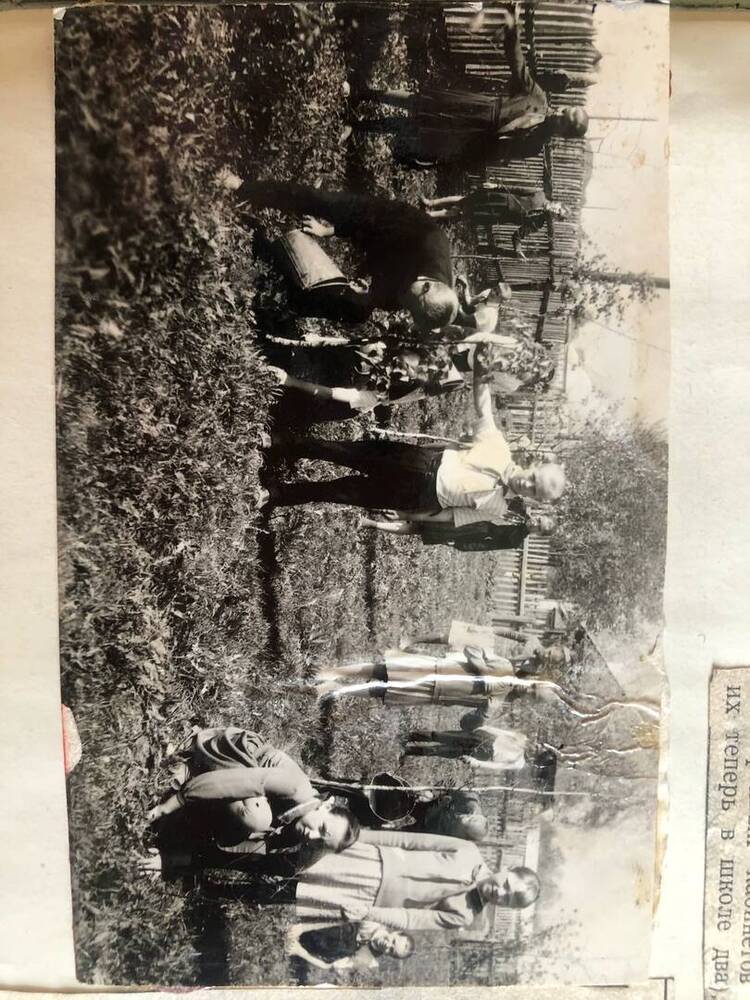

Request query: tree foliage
[
  {"left": 559, "top": 241, "right": 660, "bottom": 325},
  {"left": 553, "top": 406, "right": 668, "bottom": 632}
]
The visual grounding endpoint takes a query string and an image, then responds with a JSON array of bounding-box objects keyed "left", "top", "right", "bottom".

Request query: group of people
[
  {"left": 216, "top": 6, "right": 585, "bottom": 549},
  {"left": 143, "top": 717, "right": 543, "bottom": 975},
  {"left": 142, "top": 625, "right": 573, "bottom": 973},
  {"left": 217, "top": 1, "right": 586, "bottom": 432},
  {"left": 143, "top": 3, "right": 594, "bottom": 978}
]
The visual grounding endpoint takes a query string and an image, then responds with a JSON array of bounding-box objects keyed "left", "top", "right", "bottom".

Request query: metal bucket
[
  {"left": 365, "top": 771, "right": 416, "bottom": 824},
  {"left": 273, "top": 229, "right": 370, "bottom": 323},
  {"left": 274, "top": 229, "right": 347, "bottom": 293}
]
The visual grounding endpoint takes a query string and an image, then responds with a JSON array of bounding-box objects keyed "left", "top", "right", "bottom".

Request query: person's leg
[
  {"left": 436, "top": 732, "right": 475, "bottom": 749},
  {"left": 237, "top": 182, "right": 405, "bottom": 250},
  {"left": 315, "top": 661, "right": 379, "bottom": 685},
  {"left": 269, "top": 440, "right": 439, "bottom": 512},
  {"left": 403, "top": 731, "right": 469, "bottom": 759},
  {"left": 352, "top": 116, "right": 410, "bottom": 136},
  {"left": 197, "top": 842, "right": 274, "bottom": 871},
  {"left": 319, "top": 681, "right": 387, "bottom": 704},
  {"left": 154, "top": 808, "right": 211, "bottom": 878},
  {"left": 403, "top": 742, "right": 443, "bottom": 758},
  {"left": 272, "top": 475, "right": 389, "bottom": 510},
  {"left": 271, "top": 437, "right": 404, "bottom": 474},
  {"left": 200, "top": 877, "right": 297, "bottom": 905},
  {"left": 406, "top": 730, "right": 434, "bottom": 742},
  {"left": 271, "top": 438, "right": 439, "bottom": 488},
  {"left": 355, "top": 87, "right": 417, "bottom": 109},
  {"left": 361, "top": 518, "right": 418, "bottom": 535},
  {"left": 235, "top": 181, "right": 363, "bottom": 231},
  {"left": 402, "top": 630, "right": 450, "bottom": 650}
]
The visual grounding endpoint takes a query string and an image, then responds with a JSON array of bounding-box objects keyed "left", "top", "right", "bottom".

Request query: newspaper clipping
[{"left": 705, "top": 667, "right": 750, "bottom": 999}]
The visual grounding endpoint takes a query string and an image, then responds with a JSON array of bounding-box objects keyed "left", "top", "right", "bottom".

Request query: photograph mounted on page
[{"left": 54, "top": 0, "right": 668, "bottom": 987}]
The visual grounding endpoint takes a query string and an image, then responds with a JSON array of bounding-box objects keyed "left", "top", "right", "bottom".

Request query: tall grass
[{"left": 57, "top": 5, "right": 505, "bottom": 985}]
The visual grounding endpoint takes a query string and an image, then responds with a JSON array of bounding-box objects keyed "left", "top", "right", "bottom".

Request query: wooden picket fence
[
  {"left": 444, "top": 1, "right": 596, "bottom": 410},
  {"left": 489, "top": 533, "right": 554, "bottom": 634},
  {"left": 440, "top": 2, "right": 597, "bottom": 647}
]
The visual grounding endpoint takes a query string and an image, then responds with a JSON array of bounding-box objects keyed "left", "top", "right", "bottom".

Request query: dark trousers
[
  {"left": 273, "top": 438, "right": 442, "bottom": 511},
  {"left": 201, "top": 874, "right": 298, "bottom": 905},
  {"left": 197, "top": 844, "right": 303, "bottom": 904},
  {"left": 405, "top": 731, "right": 477, "bottom": 759}
]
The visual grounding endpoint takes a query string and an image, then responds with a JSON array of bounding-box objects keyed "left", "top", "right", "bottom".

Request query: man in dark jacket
[{"left": 349, "top": 3, "right": 588, "bottom": 169}]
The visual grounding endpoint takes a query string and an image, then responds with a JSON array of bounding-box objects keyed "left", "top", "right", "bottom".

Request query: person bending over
[
  {"left": 221, "top": 175, "right": 462, "bottom": 331},
  {"left": 141, "top": 726, "right": 359, "bottom": 877}
]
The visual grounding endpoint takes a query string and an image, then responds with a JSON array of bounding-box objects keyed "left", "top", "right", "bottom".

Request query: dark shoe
[{"left": 260, "top": 477, "right": 284, "bottom": 509}]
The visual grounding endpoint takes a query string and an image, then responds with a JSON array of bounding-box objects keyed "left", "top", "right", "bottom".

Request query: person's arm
[
  {"left": 357, "top": 827, "right": 468, "bottom": 852},
  {"left": 454, "top": 275, "right": 474, "bottom": 311},
  {"left": 366, "top": 905, "right": 470, "bottom": 932},
  {"left": 355, "top": 920, "right": 382, "bottom": 943},
  {"left": 452, "top": 307, "right": 481, "bottom": 329},
  {"left": 345, "top": 949, "right": 378, "bottom": 971},
  {"left": 395, "top": 508, "right": 454, "bottom": 524},
  {"left": 461, "top": 645, "right": 490, "bottom": 675},
  {"left": 512, "top": 211, "right": 547, "bottom": 257},
  {"left": 536, "top": 68, "right": 598, "bottom": 93},
  {"left": 180, "top": 765, "right": 315, "bottom": 805},
  {"left": 473, "top": 376, "right": 497, "bottom": 430},
  {"left": 300, "top": 216, "right": 336, "bottom": 238},
  {"left": 461, "top": 331, "right": 518, "bottom": 349},
  {"left": 493, "top": 4, "right": 537, "bottom": 96},
  {"left": 272, "top": 369, "right": 380, "bottom": 413}
]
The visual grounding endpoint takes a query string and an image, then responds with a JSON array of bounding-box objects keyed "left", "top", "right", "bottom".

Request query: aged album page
[
  {"left": 651, "top": 10, "right": 750, "bottom": 1000},
  {"left": 0, "top": 5, "right": 748, "bottom": 1000}
]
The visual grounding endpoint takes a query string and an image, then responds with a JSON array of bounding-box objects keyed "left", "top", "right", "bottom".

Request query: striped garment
[{"left": 295, "top": 841, "right": 383, "bottom": 921}]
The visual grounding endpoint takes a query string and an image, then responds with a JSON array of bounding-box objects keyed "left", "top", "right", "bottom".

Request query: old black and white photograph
[{"left": 55, "top": 0, "right": 669, "bottom": 987}]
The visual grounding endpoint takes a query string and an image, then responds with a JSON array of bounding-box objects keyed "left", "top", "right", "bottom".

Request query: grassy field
[{"left": 56, "top": 5, "right": 510, "bottom": 986}]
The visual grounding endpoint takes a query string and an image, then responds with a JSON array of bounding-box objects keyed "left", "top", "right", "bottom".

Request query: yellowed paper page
[
  {"left": 0, "top": 9, "right": 77, "bottom": 989},
  {"left": 0, "top": 5, "right": 749, "bottom": 999}
]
